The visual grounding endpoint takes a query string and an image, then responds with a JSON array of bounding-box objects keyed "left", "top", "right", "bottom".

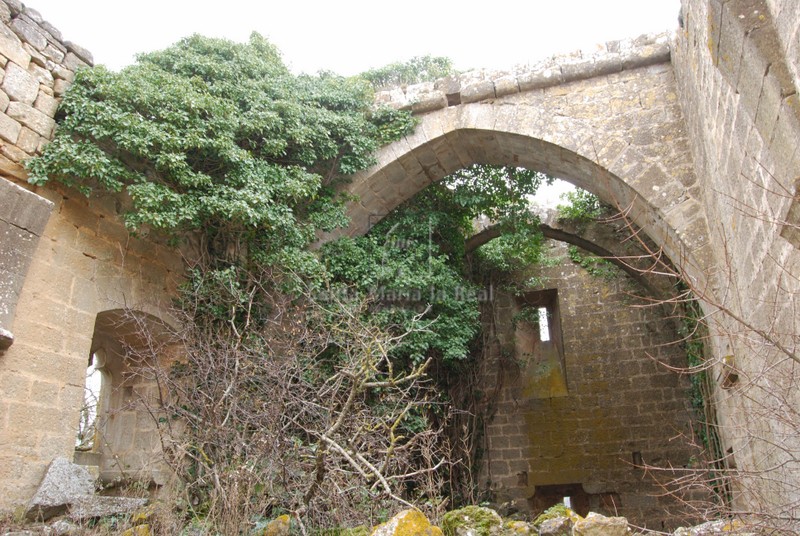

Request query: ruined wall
[
  {"left": 479, "top": 241, "right": 701, "bottom": 530},
  {"left": 0, "top": 1, "right": 184, "bottom": 511},
  {"left": 673, "top": 0, "right": 800, "bottom": 517}
]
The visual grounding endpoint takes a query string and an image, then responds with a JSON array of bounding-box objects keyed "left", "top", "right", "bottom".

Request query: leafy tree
[{"left": 27, "top": 33, "right": 414, "bottom": 283}]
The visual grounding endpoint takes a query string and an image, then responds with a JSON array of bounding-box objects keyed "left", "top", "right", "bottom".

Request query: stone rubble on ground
[
  {"left": 2, "top": 504, "right": 766, "bottom": 535},
  {"left": 572, "top": 512, "right": 629, "bottom": 536},
  {"left": 68, "top": 495, "right": 148, "bottom": 521},
  {"left": 24, "top": 457, "right": 94, "bottom": 521},
  {"left": 372, "top": 509, "right": 443, "bottom": 536},
  {"left": 366, "top": 507, "right": 760, "bottom": 536},
  {"left": 20, "top": 456, "right": 148, "bottom": 526},
  {"left": 536, "top": 516, "right": 573, "bottom": 536}
]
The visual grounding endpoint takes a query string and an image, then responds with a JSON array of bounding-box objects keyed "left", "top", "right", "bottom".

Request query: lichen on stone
[{"left": 371, "top": 509, "right": 442, "bottom": 536}]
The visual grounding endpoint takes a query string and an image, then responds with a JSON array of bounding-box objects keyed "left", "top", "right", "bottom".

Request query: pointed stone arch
[{"left": 330, "top": 61, "right": 715, "bottom": 295}]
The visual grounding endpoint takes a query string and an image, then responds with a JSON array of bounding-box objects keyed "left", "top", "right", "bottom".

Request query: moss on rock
[
  {"left": 441, "top": 506, "right": 503, "bottom": 536},
  {"left": 532, "top": 504, "right": 581, "bottom": 528}
]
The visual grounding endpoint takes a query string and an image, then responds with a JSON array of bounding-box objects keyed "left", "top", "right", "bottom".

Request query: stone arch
[
  {"left": 75, "top": 309, "right": 175, "bottom": 486},
  {"left": 332, "top": 61, "right": 714, "bottom": 296},
  {"left": 465, "top": 211, "right": 679, "bottom": 299}
]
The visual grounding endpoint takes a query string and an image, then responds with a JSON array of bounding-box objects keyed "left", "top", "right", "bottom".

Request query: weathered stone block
[
  {"left": 28, "top": 62, "right": 53, "bottom": 87},
  {"left": 1, "top": 138, "right": 28, "bottom": 161},
  {"left": 33, "top": 90, "right": 57, "bottom": 116},
  {"left": 63, "top": 51, "right": 89, "bottom": 72},
  {"left": 6, "top": 100, "right": 55, "bottom": 137},
  {"left": 0, "top": 25, "right": 30, "bottom": 69},
  {"left": 538, "top": 516, "right": 573, "bottom": 536},
  {"left": 16, "top": 126, "right": 40, "bottom": 153},
  {"left": 53, "top": 77, "right": 70, "bottom": 96},
  {"left": 64, "top": 41, "right": 93, "bottom": 66},
  {"left": 0, "top": 150, "right": 26, "bottom": 179},
  {"left": 460, "top": 80, "right": 495, "bottom": 104},
  {"left": 39, "top": 20, "right": 64, "bottom": 44},
  {"left": 0, "top": 1, "right": 10, "bottom": 24},
  {"left": 0, "top": 110, "right": 21, "bottom": 143},
  {"left": 69, "top": 496, "right": 148, "bottom": 520},
  {"left": 434, "top": 75, "right": 461, "bottom": 104},
  {"left": 41, "top": 42, "right": 64, "bottom": 63},
  {"left": 50, "top": 64, "right": 73, "bottom": 82},
  {"left": 10, "top": 17, "right": 46, "bottom": 51},
  {"left": 22, "top": 41, "right": 46, "bottom": 67},
  {"left": 25, "top": 457, "right": 94, "bottom": 521},
  {"left": 3, "top": 0, "right": 23, "bottom": 17},
  {"left": 517, "top": 67, "right": 563, "bottom": 91},
  {"left": 493, "top": 75, "right": 519, "bottom": 97},
  {"left": 410, "top": 92, "right": 447, "bottom": 114},
  {"left": 373, "top": 509, "right": 440, "bottom": 536},
  {"left": 2, "top": 60, "right": 38, "bottom": 104},
  {"left": 22, "top": 7, "right": 43, "bottom": 24},
  {"left": 0, "top": 88, "right": 9, "bottom": 112}
]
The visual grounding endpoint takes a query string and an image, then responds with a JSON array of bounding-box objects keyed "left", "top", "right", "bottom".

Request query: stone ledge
[{"left": 375, "top": 32, "right": 672, "bottom": 113}]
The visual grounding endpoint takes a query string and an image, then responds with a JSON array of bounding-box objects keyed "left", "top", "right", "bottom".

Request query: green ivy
[{"left": 567, "top": 245, "right": 620, "bottom": 280}]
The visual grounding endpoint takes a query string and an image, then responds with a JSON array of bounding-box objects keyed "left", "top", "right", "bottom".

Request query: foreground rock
[
  {"left": 537, "top": 516, "right": 574, "bottom": 536},
  {"left": 2, "top": 502, "right": 766, "bottom": 536},
  {"left": 673, "top": 518, "right": 755, "bottom": 535},
  {"left": 69, "top": 496, "right": 148, "bottom": 521},
  {"left": 572, "top": 512, "right": 628, "bottom": 536},
  {"left": 25, "top": 458, "right": 94, "bottom": 521},
  {"left": 371, "top": 509, "right": 442, "bottom": 536},
  {"left": 442, "top": 506, "right": 503, "bottom": 536},
  {"left": 22, "top": 456, "right": 148, "bottom": 526}
]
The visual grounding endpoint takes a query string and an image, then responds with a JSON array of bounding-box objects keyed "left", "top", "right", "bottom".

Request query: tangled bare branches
[{"left": 121, "top": 272, "right": 454, "bottom": 532}]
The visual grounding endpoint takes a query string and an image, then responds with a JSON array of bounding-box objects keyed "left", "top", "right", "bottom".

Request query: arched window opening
[
  {"left": 75, "top": 351, "right": 106, "bottom": 452},
  {"left": 72, "top": 309, "right": 172, "bottom": 486}
]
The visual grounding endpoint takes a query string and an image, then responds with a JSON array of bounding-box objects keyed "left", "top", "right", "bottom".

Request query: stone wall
[
  {"left": 673, "top": 0, "right": 800, "bottom": 518},
  {"left": 0, "top": 0, "right": 798, "bottom": 522},
  {"left": 478, "top": 241, "right": 701, "bottom": 530},
  {"left": 373, "top": 34, "right": 671, "bottom": 113},
  {"left": 0, "top": 1, "right": 184, "bottom": 511}
]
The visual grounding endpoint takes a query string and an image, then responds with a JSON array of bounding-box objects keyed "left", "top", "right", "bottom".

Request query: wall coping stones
[
  {"left": 374, "top": 32, "right": 672, "bottom": 114},
  {"left": 0, "top": 1, "right": 92, "bottom": 67}
]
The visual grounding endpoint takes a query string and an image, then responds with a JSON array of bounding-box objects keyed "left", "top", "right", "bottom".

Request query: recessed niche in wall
[{"left": 513, "top": 289, "right": 568, "bottom": 398}]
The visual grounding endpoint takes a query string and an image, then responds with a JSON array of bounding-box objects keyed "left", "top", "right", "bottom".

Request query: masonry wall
[
  {"left": 479, "top": 241, "right": 701, "bottom": 530},
  {"left": 0, "top": 1, "right": 184, "bottom": 511},
  {"left": 673, "top": 0, "right": 800, "bottom": 520}
]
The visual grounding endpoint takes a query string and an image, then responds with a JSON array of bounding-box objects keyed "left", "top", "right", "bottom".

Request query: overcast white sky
[{"left": 27, "top": 0, "right": 681, "bottom": 75}]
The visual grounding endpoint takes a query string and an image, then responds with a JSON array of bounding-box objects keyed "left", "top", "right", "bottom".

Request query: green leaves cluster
[
  {"left": 566, "top": 245, "right": 620, "bottom": 280},
  {"left": 556, "top": 188, "right": 607, "bottom": 225},
  {"left": 360, "top": 55, "right": 454, "bottom": 88},
  {"left": 322, "top": 164, "right": 549, "bottom": 364},
  {"left": 27, "top": 33, "right": 414, "bottom": 269}
]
